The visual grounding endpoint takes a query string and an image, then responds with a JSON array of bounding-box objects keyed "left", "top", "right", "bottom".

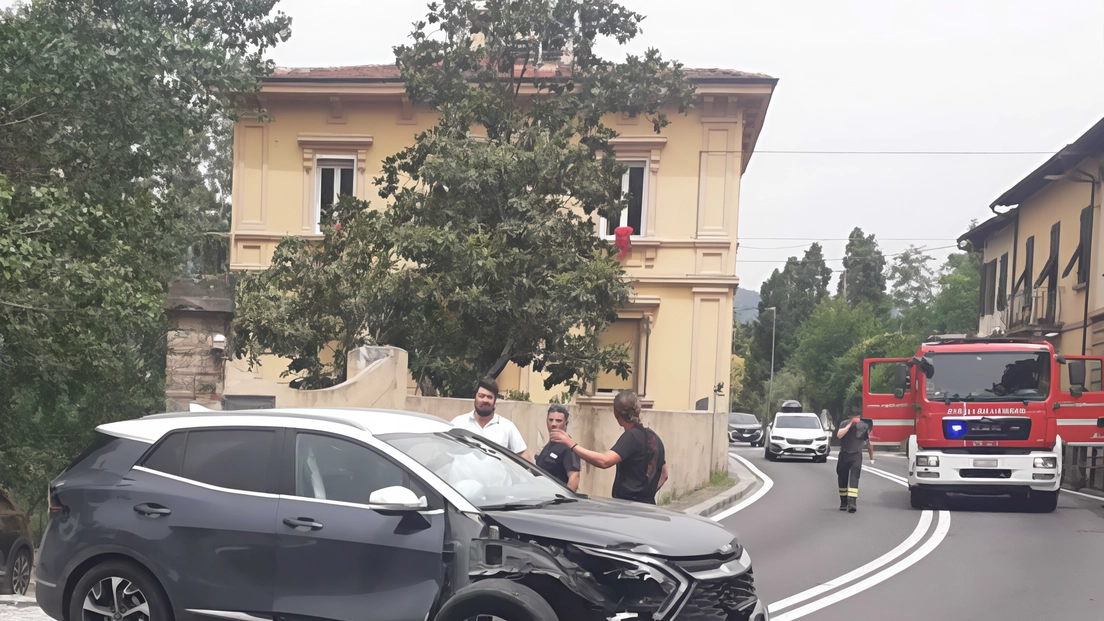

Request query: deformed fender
[{"left": 468, "top": 537, "right": 618, "bottom": 613}]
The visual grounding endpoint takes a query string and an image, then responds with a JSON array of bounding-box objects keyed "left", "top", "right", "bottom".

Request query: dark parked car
[
  {"left": 1, "top": 486, "right": 34, "bottom": 595},
  {"left": 37, "top": 408, "right": 767, "bottom": 621},
  {"left": 728, "top": 412, "right": 763, "bottom": 446}
]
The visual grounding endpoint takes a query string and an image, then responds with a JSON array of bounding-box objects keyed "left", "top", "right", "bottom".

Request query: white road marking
[
  {"left": 1062, "top": 488, "right": 1104, "bottom": 501},
  {"left": 767, "top": 510, "right": 934, "bottom": 614},
  {"left": 771, "top": 509, "right": 951, "bottom": 621},
  {"left": 768, "top": 454, "right": 951, "bottom": 620},
  {"left": 710, "top": 452, "right": 774, "bottom": 521}
]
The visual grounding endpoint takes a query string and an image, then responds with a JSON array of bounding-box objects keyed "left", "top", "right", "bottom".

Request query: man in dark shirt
[
  {"left": 535, "top": 405, "right": 581, "bottom": 491},
  {"left": 836, "top": 413, "right": 875, "bottom": 513},
  {"left": 550, "top": 391, "right": 668, "bottom": 503}
]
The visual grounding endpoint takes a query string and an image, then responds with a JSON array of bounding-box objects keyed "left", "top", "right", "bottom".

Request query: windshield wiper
[{"left": 481, "top": 495, "right": 578, "bottom": 511}]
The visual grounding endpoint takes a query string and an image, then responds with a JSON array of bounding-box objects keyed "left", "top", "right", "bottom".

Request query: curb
[
  {"left": 1063, "top": 485, "right": 1104, "bottom": 500},
  {"left": 682, "top": 456, "right": 760, "bottom": 518},
  {"left": 0, "top": 595, "right": 38, "bottom": 609}
]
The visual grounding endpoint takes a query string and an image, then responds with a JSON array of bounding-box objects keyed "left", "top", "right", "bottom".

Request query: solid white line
[
  {"left": 767, "top": 510, "right": 934, "bottom": 614},
  {"left": 827, "top": 456, "right": 909, "bottom": 485},
  {"left": 1062, "top": 488, "right": 1104, "bottom": 501},
  {"left": 770, "top": 510, "right": 952, "bottom": 621},
  {"left": 710, "top": 452, "right": 775, "bottom": 521}
]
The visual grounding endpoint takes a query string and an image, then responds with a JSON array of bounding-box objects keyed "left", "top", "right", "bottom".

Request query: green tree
[
  {"left": 838, "top": 227, "right": 888, "bottom": 313},
  {"left": 889, "top": 245, "right": 937, "bottom": 309},
  {"left": 0, "top": 0, "right": 289, "bottom": 519},
  {"left": 235, "top": 0, "right": 694, "bottom": 398},
  {"left": 928, "top": 251, "right": 982, "bottom": 335},
  {"left": 738, "top": 243, "right": 831, "bottom": 414},
  {"left": 792, "top": 298, "right": 881, "bottom": 417}
]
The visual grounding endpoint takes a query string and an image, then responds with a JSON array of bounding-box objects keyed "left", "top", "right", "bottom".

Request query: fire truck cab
[{"left": 862, "top": 336, "right": 1104, "bottom": 512}]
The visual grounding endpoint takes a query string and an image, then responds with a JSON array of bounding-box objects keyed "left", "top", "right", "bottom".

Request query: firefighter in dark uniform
[{"left": 836, "top": 412, "right": 875, "bottom": 513}]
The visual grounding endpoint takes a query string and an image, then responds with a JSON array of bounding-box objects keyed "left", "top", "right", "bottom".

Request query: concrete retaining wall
[{"left": 405, "top": 396, "right": 728, "bottom": 500}]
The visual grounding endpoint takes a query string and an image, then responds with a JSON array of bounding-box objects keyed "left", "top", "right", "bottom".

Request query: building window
[
  {"left": 982, "top": 259, "right": 997, "bottom": 316},
  {"left": 997, "top": 253, "right": 1008, "bottom": 311},
  {"left": 316, "top": 156, "right": 355, "bottom": 229},
  {"left": 602, "top": 162, "right": 647, "bottom": 237},
  {"left": 595, "top": 318, "right": 640, "bottom": 393},
  {"left": 1064, "top": 205, "right": 1093, "bottom": 285}
]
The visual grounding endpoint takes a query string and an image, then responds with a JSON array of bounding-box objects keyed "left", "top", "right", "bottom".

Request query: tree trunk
[{"left": 485, "top": 340, "right": 514, "bottom": 379}]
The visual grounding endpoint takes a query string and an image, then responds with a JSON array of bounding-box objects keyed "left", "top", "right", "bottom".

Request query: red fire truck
[{"left": 862, "top": 336, "right": 1104, "bottom": 512}]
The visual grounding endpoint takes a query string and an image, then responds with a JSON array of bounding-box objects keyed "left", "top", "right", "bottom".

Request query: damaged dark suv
[{"left": 35, "top": 408, "right": 766, "bottom": 621}]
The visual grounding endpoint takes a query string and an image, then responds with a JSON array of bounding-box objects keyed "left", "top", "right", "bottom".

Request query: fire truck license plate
[{"left": 973, "top": 459, "right": 998, "bottom": 468}]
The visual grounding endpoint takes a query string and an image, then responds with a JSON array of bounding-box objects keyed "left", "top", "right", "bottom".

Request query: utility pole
[{"left": 766, "top": 306, "right": 777, "bottom": 418}]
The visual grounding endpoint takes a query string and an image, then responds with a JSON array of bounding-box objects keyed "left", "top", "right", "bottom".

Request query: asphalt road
[{"left": 719, "top": 445, "right": 1104, "bottom": 621}]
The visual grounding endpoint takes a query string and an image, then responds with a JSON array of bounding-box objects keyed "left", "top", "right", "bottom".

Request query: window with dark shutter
[
  {"left": 997, "top": 253, "right": 1008, "bottom": 311},
  {"left": 983, "top": 260, "right": 997, "bottom": 315},
  {"left": 1064, "top": 206, "right": 1093, "bottom": 285}
]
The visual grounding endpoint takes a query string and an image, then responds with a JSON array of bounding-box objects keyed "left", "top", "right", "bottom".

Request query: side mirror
[
  {"left": 368, "top": 486, "right": 428, "bottom": 512},
  {"left": 1056, "top": 354, "right": 1067, "bottom": 365},
  {"left": 1068, "top": 359, "right": 1086, "bottom": 397},
  {"left": 893, "top": 362, "right": 910, "bottom": 399}
]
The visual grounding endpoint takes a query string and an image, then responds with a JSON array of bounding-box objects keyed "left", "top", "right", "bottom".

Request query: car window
[
  {"left": 179, "top": 429, "right": 276, "bottom": 494},
  {"left": 142, "top": 431, "right": 187, "bottom": 476},
  {"left": 774, "top": 415, "right": 822, "bottom": 430},
  {"left": 294, "top": 433, "right": 428, "bottom": 506},
  {"left": 729, "top": 413, "right": 757, "bottom": 425}
]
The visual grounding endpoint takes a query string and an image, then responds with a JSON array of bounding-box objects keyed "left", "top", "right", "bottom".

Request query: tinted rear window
[
  {"left": 142, "top": 432, "right": 186, "bottom": 476},
  {"left": 65, "top": 432, "right": 150, "bottom": 475},
  {"left": 181, "top": 429, "right": 275, "bottom": 494}
]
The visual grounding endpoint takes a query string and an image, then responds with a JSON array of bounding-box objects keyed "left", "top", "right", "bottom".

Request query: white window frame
[
  {"left": 314, "top": 155, "right": 356, "bottom": 233},
  {"left": 599, "top": 160, "right": 649, "bottom": 239}
]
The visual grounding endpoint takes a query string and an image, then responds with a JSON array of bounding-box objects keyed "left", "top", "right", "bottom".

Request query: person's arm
[
  {"left": 836, "top": 421, "right": 851, "bottom": 439},
  {"left": 507, "top": 424, "right": 533, "bottom": 463},
  {"left": 549, "top": 429, "right": 623, "bottom": 469},
  {"left": 868, "top": 441, "right": 875, "bottom": 462},
  {"left": 566, "top": 470, "right": 580, "bottom": 492},
  {"left": 657, "top": 463, "right": 669, "bottom": 490}
]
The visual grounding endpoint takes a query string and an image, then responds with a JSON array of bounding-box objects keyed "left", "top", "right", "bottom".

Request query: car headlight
[
  {"left": 771, "top": 435, "right": 783, "bottom": 441},
  {"left": 816, "top": 435, "right": 828, "bottom": 441},
  {"left": 1033, "top": 456, "right": 1057, "bottom": 469},
  {"left": 916, "top": 455, "right": 939, "bottom": 467}
]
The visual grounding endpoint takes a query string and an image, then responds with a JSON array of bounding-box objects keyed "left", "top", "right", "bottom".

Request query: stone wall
[
  {"left": 166, "top": 312, "right": 230, "bottom": 411},
  {"left": 405, "top": 396, "right": 728, "bottom": 500}
]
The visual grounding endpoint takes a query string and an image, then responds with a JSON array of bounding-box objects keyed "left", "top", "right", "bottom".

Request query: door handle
[
  {"left": 134, "top": 503, "right": 171, "bottom": 517},
  {"left": 283, "top": 517, "right": 324, "bottom": 531}
]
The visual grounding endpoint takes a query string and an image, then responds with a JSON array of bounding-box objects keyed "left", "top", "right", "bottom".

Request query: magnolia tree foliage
[
  {"left": 235, "top": 0, "right": 695, "bottom": 397},
  {"left": 0, "top": 0, "right": 289, "bottom": 518}
]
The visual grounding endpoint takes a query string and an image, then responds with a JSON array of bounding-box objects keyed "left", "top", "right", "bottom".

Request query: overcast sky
[
  {"left": 10, "top": 0, "right": 1104, "bottom": 292},
  {"left": 268, "top": 0, "right": 1104, "bottom": 292}
]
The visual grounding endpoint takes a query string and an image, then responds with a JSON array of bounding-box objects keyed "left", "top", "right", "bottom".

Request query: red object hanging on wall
[{"left": 614, "top": 226, "right": 633, "bottom": 259}]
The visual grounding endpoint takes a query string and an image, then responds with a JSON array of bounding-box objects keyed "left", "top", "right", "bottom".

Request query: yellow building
[
  {"left": 227, "top": 64, "right": 776, "bottom": 411},
  {"left": 959, "top": 116, "right": 1104, "bottom": 356}
]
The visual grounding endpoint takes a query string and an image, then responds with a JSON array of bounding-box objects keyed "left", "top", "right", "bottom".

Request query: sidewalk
[{"left": 665, "top": 453, "right": 760, "bottom": 517}]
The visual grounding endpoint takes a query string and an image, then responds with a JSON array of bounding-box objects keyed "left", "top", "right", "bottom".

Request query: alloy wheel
[
  {"left": 82, "top": 577, "right": 151, "bottom": 621},
  {"left": 11, "top": 552, "right": 31, "bottom": 595}
]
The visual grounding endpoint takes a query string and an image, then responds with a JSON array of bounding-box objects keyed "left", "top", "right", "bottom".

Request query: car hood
[
  {"left": 729, "top": 423, "right": 761, "bottom": 431},
  {"left": 773, "top": 427, "right": 825, "bottom": 439},
  {"left": 483, "top": 497, "right": 734, "bottom": 557}
]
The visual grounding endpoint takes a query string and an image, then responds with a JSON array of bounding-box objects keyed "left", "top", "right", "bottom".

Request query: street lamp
[{"left": 765, "top": 306, "right": 777, "bottom": 418}]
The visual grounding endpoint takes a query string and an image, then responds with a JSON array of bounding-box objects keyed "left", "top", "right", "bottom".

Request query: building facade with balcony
[
  {"left": 225, "top": 64, "right": 776, "bottom": 411},
  {"left": 959, "top": 116, "right": 1104, "bottom": 356}
]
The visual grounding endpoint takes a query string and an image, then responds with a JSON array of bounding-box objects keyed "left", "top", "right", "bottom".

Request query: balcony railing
[{"left": 1003, "top": 286, "right": 1063, "bottom": 332}]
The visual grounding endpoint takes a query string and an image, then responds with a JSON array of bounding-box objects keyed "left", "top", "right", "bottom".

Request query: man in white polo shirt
[{"left": 451, "top": 376, "right": 533, "bottom": 462}]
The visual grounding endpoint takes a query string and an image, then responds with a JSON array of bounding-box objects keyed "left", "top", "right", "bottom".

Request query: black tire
[
  {"left": 3, "top": 546, "right": 33, "bottom": 595},
  {"left": 435, "top": 579, "right": 558, "bottom": 621},
  {"left": 764, "top": 449, "right": 776, "bottom": 462},
  {"left": 814, "top": 456, "right": 827, "bottom": 463},
  {"left": 1028, "top": 490, "right": 1059, "bottom": 513},
  {"left": 909, "top": 487, "right": 928, "bottom": 509},
  {"left": 68, "top": 560, "right": 172, "bottom": 621}
]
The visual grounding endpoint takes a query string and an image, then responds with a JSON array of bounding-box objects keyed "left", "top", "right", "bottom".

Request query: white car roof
[
  {"left": 97, "top": 407, "right": 454, "bottom": 444},
  {"left": 775, "top": 412, "right": 819, "bottom": 418}
]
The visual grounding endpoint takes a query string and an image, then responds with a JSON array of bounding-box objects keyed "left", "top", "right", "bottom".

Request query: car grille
[
  {"left": 677, "top": 569, "right": 758, "bottom": 621},
  {"left": 788, "top": 439, "right": 812, "bottom": 445},
  {"left": 960, "top": 469, "right": 1012, "bottom": 479}
]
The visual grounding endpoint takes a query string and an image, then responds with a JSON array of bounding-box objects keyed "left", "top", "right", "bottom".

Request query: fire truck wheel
[
  {"left": 1028, "top": 490, "right": 1059, "bottom": 513},
  {"left": 909, "top": 487, "right": 929, "bottom": 509}
]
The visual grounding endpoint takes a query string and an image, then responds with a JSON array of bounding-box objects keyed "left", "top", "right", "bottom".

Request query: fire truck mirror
[
  {"left": 1068, "top": 359, "right": 1087, "bottom": 391},
  {"left": 893, "top": 362, "right": 909, "bottom": 399},
  {"left": 1097, "top": 417, "right": 1104, "bottom": 428}
]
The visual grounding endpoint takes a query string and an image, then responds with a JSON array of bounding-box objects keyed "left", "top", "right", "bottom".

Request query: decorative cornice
[{"left": 296, "top": 133, "right": 374, "bottom": 149}]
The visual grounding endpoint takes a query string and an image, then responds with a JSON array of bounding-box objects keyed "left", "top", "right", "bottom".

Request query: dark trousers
[{"left": 836, "top": 451, "right": 862, "bottom": 500}]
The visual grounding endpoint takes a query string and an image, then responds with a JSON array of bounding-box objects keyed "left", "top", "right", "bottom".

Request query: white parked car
[{"left": 764, "top": 412, "right": 831, "bottom": 462}]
